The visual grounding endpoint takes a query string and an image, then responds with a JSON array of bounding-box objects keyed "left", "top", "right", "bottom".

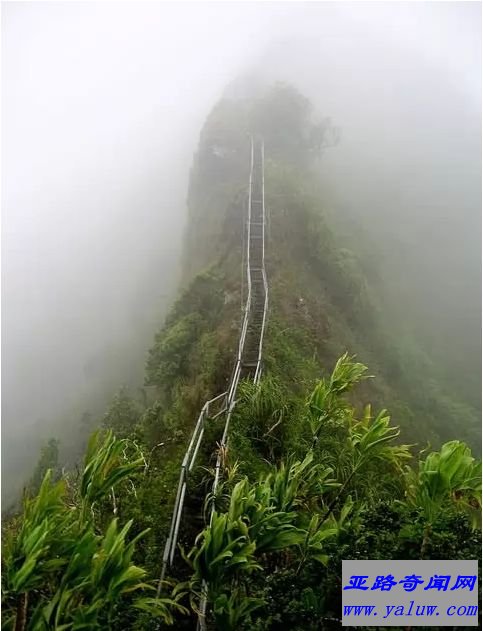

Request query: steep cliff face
[
  {"left": 153, "top": 83, "right": 479, "bottom": 454},
  {"left": 181, "top": 99, "right": 250, "bottom": 283},
  {"left": 123, "top": 85, "right": 478, "bottom": 597},
  {"left": 135, "top": 88, "right": 480, "bottom": 629}
]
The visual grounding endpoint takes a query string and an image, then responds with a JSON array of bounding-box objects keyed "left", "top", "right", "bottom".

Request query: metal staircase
[
  {"left": 158, "top": 136, "right": 268, "bottom": 615},
  {"left": 239, "top": 137, "right": 268, "bottom": 382}
]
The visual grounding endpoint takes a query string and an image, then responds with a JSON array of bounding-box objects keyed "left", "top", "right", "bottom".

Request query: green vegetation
[
  {"left": 2, "top": 431, "right": 186, "bottom": 630},
  {"left": 4, "top": 358, "right": 479, "bottom": 629},
  {"left": 172, "top": 358, "right": 480, "bottom": 629},
  {"left": 3, "top": 83, "right": 480, "bottom": 629}
]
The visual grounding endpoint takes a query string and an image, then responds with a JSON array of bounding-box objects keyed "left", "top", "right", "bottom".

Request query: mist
[
  {"left": 2, "top": 2, "right": 480, "bottom": 503},
  {"left": 255, "top": 2, "right": 481, "bottom": 407},
  {"left": 2, "top": 2, "right": 271, "bottom": 502}
]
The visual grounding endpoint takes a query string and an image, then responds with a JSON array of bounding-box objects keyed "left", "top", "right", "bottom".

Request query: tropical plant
[
  {"left": 307, "top": 353, "right": 368, "bottom": 445},
  {"left": 235, "top": 376, "right": 290, "bottom": 462},
  {"left": 79, "top": 429, "right": 145, "bottom": 521},
  {"left": 294, "top": 514, "right": 337, "bottom": 574},
  {"left": 404, "top": 440, "right": 481, "bottom": 556},
  {"left": 2, "top": 431, "right": 183, "bottom": 630},
  {"left": 180, "top": 451, "right": 343, "bottom": 629},
  {"left": 212, "top": 589, "right": 264, "bottom": 631},
  {"left": 2, "top": 471, "right": 72, "bottom": 631}
]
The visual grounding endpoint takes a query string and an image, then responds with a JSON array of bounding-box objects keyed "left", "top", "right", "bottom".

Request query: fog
[
  {"left": 252, "top": 2, "right": 481, "bottom": 407},
  {"left": 2, "top": 3, "right": 480, "bottom": 502}
]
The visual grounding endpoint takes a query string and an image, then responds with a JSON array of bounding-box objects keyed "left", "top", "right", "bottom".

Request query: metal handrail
[
  {"left": 210, "top": 135, "right": 254, "bottom": 502},
  {"left": 254, "top": 266, "right": 269, "bottom": 384},
  {"left": 254, "top": 140, "right": 268, "bottom": 384},
  {"left": 158, "top": 136, "right": 269, "bottom": 631},
  {"left": 158, "top": 137, "right": 256, "bottom": 594},
  {"left": 157, "top": 390, "right": 228, "bottom": 591},
  {"left": 198, "top": 136, "right": 268, "bottom": 630}
]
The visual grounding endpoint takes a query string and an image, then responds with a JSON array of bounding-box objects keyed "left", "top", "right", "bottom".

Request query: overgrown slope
[
  {"left": 3, "top": 83, "right": 480, "bottom": 631},
  {"left": 168, "top": 83, "right": 480, "bottom": 450}
]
